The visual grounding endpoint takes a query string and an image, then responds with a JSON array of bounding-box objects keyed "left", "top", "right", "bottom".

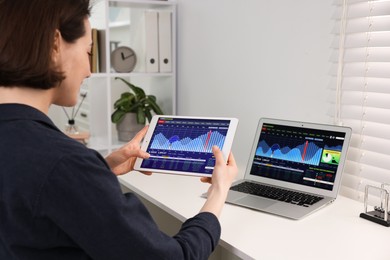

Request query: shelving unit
[{"left": 68, "top": 0, "right": 177, "bottom": 155}]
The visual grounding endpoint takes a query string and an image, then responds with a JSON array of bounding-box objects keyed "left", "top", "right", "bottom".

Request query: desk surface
[{"left": 119, "top": 173, "right": 389, "bottom": 260}]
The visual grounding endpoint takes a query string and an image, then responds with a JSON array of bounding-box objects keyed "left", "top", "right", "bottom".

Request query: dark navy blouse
[{"left": 0, "top": 104, "right": 220, "bottom": 260}]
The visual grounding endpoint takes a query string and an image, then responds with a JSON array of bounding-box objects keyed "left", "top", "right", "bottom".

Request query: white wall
[{"left": 176, "top": 0, "right": 335, "bottom": 173}]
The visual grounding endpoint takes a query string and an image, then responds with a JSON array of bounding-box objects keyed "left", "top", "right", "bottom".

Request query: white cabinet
[{"left": 55, "top": 0, "right": 177, "bottom": 155}]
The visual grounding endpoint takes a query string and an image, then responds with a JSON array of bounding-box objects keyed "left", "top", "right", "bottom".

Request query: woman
[{"left": 0, "top": 0, "right": 238, "bottom": 259}]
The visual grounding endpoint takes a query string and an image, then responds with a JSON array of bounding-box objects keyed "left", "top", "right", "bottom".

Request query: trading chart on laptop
[{"left": 250, "top": 123, "right": 347, "bottom": 191}]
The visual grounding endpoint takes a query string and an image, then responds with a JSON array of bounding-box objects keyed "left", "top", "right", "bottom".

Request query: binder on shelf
[
  {"left": 145, "top": 10, "right": 159, "bottom": 73},
  {"left": 89, "top": 28, "right": 106, "bottom": 73},
  {"left": 97, "top": 29, "right": 106, "bottom": 73},
  {"left": 158, "top": 11, "right": 172, "bottom": 73},
  {"left": 90, "top": 28, "right": 99, "bottom": 73}
]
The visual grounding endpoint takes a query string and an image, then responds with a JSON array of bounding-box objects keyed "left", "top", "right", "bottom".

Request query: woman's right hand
[{"left": 199, "top": 146, "right": 238, "bottom": 218}]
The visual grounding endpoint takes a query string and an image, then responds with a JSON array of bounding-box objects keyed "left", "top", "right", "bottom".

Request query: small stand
[
  {"left": 65, "top": 119, "right": 79, "bottom": 135},
  {"left": 359, "top": 184, "right": 390, "bottom": 227},
  {"left": 65, "top": 119, "right": 90, "bottom": 144},
  {"left": 62, "top": 91, "right": 90, "bottom": 145}
]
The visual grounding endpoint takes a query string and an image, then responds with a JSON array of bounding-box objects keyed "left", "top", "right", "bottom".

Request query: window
[{"left": 331, "top": 0, "right": 390, "bottom": 201}]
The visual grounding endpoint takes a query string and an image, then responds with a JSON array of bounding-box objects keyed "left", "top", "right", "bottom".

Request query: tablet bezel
[{"left": 134, "top": 115, "right": 239, "bottom": 177}]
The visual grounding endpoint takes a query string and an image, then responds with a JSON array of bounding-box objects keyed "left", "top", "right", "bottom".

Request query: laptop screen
[{"left": 249, "top": 122, "right": 347, "bottom": 191}]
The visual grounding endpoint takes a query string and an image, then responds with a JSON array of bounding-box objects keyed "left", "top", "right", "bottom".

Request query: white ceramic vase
[{"left": 116, "top": 113, "right": 144, "bottom": 142}]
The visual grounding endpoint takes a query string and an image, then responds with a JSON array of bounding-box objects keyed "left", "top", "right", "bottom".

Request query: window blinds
[{"left": 330, "top": 0, "right": 390, "bottom": 201}]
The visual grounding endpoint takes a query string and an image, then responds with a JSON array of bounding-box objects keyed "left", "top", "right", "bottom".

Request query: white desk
[{"left": 119, "top": 173, "right": 389, "bottom": 260}]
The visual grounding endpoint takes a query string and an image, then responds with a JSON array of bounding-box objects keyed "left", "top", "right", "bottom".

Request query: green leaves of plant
[{"left": 111, "top": 77, "right": 164, "bottom": 124}]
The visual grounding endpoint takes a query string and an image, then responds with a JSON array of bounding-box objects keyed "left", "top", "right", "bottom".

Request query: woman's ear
[{"left": 52, "top": 29, "right": 61, "bottom": 64}]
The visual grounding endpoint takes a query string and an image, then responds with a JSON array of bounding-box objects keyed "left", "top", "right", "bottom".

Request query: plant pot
[{"left": 116, "top": 113, "right": 144, "bottom": 142}]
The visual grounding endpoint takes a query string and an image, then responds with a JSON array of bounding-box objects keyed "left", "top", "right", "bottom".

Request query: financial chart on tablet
[{"left": 138, "top": 116, "right": 237, "bottom": 176}]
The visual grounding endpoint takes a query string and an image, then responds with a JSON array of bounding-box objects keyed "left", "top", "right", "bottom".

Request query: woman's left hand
[{"left": 105, "top": 126, "right": 152, "bottom": 176}]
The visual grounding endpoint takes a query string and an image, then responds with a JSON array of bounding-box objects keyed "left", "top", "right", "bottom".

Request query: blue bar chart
[
  {"left": 256, "top": 139, "right": 323, "bottom": 166},
  {"left": 150, "top": 130, "right": 226, "bottom": 153},
  {"left": 141, "top": 118, "right": 231, "bottom": 175}
]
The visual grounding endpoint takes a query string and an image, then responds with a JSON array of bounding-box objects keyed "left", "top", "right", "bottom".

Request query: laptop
[{"left": 224, "top": 118, "right": 351, "bottom": 219}]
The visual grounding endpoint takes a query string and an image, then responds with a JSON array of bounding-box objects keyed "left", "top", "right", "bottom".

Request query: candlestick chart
[
  {"left": 150, "top": 129, "right": 226, "bottom": 153},
  {"left": 256, "top": 139, "right": 323, "bottom": 166}
]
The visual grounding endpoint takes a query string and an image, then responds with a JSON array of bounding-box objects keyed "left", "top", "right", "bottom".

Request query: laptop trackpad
[{"left": 235, "top": 196, "right": 276, "bottom": 210}]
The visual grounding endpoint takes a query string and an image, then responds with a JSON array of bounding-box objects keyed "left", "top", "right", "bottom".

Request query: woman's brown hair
[{"left": 0, "top": 0, "right": 91, "bottom": 89}]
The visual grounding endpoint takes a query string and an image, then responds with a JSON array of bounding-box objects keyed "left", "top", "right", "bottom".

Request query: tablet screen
[{"left": 136, "top": 116, "right": 238, "bottom": 176}]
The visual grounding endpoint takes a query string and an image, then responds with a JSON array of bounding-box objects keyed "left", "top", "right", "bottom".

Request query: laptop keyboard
[{"left": 230, "top": 181, "right": 324, "bottom": 207}]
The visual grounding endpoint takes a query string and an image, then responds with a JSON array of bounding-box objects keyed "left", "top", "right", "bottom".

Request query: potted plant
[{"left": 111, "top": 77, "right": 164, "bottom": 142}]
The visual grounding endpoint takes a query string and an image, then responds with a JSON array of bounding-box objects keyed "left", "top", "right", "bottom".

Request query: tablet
[{"left": 134, "top": 115, "right": 239, "bottom": 177}]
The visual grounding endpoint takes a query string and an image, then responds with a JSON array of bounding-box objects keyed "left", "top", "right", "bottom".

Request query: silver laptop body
[{"left": 225, "top": 118, "right": 352, "bottom": 220}]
